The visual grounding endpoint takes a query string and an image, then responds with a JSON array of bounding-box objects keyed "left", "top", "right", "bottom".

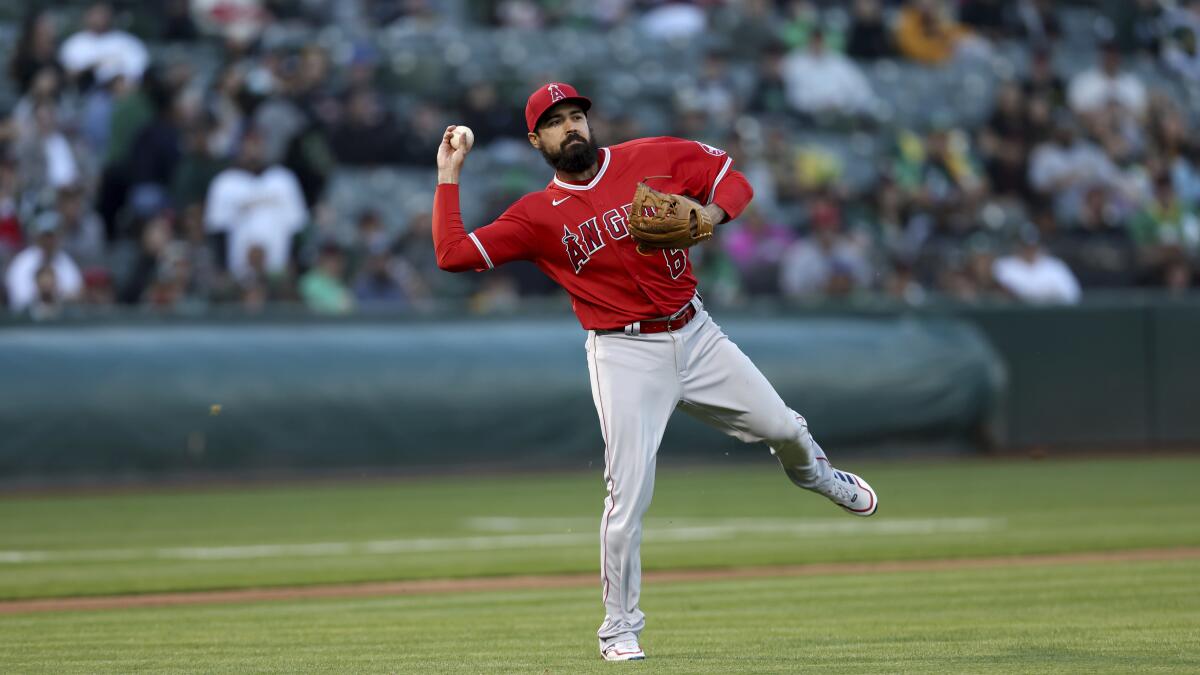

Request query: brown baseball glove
[{"left": 627, "top": 182, "right": 714, "bottom": 254}]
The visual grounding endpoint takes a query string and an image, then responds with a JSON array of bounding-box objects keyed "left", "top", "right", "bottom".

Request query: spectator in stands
[
  {"left": 353, "top": 247, "right": 415, "bottom": 309},
  {"left": 780, "top": 198, "right": 873, "bottom": 299},
  {"left": 235, "top": 243, "right": 296, "bottom": 309},
  {"left": 1022, "top": 48, "right": 1066, "bottom": 111},
  {"left": 58, "top": 2, "right": 149, "bottom": 85},
  {"left": 693, "top": 52, "right": 740, "bottom": 129},
  {"left": 937, "top": 236, "right": 1004, "bottom": 303},
  {"left": 204, "top": 127, "right": 308, "bottom": 281},
  {"left": 1028, "top": 120, "right": 1123, "bottom": 222},
  {"left": 8, "top": 10, "right": 63, "bottom": 95},
  {"left": 720, "top": 0, "right": 779, "bottom": 60},
  {"left": 1058, "top": 187, "right": 1139, "bottom": 288},
  {"left": 5, "top": 211, "right": 83, "bottom": 313},
  {"left": 300, "top": 241, "right": 354, "bottom": 314},
  {"left": 896, "top": 126, "right": 986, "bottom": 230},
  {"left": 639, "top": 2, "right": 708, "bottom": 41},
  {"left": 25, "top": 264, "right": 65, "bottom": 320},
  {"left": 1162, "top": 249, "right": 1193, "bottom": 293},
  {"left": 126, "top": 75, "right": 190, "bottom": 210},
  {"left": 54, "top": 185, "right": 106, "bottom": 272},
  {"left": 846, "top": 0, "right": 892, "bottom": 60},
  {"left": 141, "top": 241, "right": 206, "bottom": 312},
  {"left": 0, "top": 160, "right": 23, "bottom": 266},
  {"left": 782, "top": 27, "right": 878, "bottom": 121},
  {"left": 895, "top": 0, "right": 971, "bottom": 66},
  {"left": 116, "top": 210, "right": 173, "bottom": 304},
  {"left": 13, "top": 101, "right": 82, "bottom": 213},
  {"left": 959, "top": 0, "right": 1008, "bottom": 40},
  {"left": 778, "top": 0, "right": 822, "bottom": 51},
  {"left": 171, "top": 111, "right": 226, "bottom": 211},
  {"left": 992, "top": 224, "right": 1081, "bottom": 304},
  {"left": 347, "top": 209, "right": 389, "bottom": 279},
  {"left": 883, "top": 256, "right": 926, "bottom": 305},
  {"left": 10, "top": 66, "right": 70, "bottom": 152},
  {"left": 207, "top": 64, "right": 250, "bottom": 160},
  {"left": 1110, "top": 0, "right": 1167, "bottom": 55},
  {"left": 747, "top": 44, "right": 790, "bottom": 116},
  {"left": 1163, "top": 4, "right": 1200, "bottom": 82},
  {"left": 350, "top": 210, "right": 432, "bottom": 309},
  {"left": 1130, "top": 175, "right": 1200, "bottom": 275},
  {"left": 1171, "top": 142, "right": 1200, "bottom": 209},
  {"left": 720, "top": 206, "right": 795, "bottom": 296},
  {"left": 1014, "top": 0, "right": 1061, "bottom": 47},
  {"left": 1068, "top": 42, "right": 1147, "bottom": 120},
  {"left": 327, "top": 86, "right": 409, "bottom": 166},
  {"left": 456, "top": 82, "right": 528, "bottom": 148},
  {"left": 394, "top": 102, "right": 447, "bottom": 167},
  {"left": 979, "top": 83, "right": 1034, "bottom": 202}
]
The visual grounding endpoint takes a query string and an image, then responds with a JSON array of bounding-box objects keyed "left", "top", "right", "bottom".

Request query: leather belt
[{"left": 598, "top": 301, "right": 698, "bottom": 336}]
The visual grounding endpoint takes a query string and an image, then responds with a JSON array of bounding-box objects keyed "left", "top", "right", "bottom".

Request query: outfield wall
[
  {"left": 0, "top": 316, "right": 1000, "bottom": 478},
  {"left": 955, "top": 300, "right": 1199, "bottom": 448},
  {"left": 4, "top": 297, "right": 1199, "bottom": 479}
]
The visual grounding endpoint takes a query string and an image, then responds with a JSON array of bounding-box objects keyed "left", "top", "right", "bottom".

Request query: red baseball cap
[{"left": 525, "top": 82, "right": 592, "bottom": 133}]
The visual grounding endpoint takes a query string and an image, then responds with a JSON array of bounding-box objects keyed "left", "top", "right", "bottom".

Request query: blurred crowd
[{"left": 2, "top": 0, "right": 1200, "bottom": 320}]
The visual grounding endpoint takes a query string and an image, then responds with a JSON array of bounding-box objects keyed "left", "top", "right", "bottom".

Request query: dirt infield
[{"left": 2, "top": 547, "right": 1197, "bottom": 615}]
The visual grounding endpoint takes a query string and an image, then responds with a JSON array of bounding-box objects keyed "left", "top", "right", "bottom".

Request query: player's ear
[{"left": 528, "top": 131, "right": 540, "bottom": 150}]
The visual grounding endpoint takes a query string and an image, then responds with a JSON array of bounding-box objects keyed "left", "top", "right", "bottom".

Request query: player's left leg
[{"left": 672, "top": 308, "right": 878, "bottom": 516}]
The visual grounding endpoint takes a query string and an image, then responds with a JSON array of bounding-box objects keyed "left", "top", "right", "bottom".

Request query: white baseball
[{"left": 450, "top": 126, "right": 474, "bottom": 151}]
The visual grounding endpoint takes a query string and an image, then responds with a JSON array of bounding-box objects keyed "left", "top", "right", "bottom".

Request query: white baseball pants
[{"left": 585, "top": 298, "right": 834, "bottom": 647}]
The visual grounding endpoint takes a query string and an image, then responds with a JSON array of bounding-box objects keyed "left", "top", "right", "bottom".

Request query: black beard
[{"left": 539, "top": 132, "right": 599, "bottom": 173}]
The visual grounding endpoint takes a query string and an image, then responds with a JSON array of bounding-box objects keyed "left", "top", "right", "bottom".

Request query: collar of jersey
[{"left": 552, "top": 147, "right": 610, "bottom": 191}]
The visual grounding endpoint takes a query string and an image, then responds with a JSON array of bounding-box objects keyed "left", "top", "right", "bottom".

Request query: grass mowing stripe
[
  {"left": 1, "top": 457, "right": 1197, "bottom": 600},
  {"left": 1, "top": 559, "right": 1196, "bottom": 674}
]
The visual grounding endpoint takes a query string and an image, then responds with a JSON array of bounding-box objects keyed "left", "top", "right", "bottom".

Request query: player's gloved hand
[{"left": 627, "top": 182, "right": 714, "bottom": 255}]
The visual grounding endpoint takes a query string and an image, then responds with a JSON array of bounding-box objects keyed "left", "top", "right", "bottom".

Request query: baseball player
[{"left": 433, "top": 82, "right": 878, "bottom": 662}]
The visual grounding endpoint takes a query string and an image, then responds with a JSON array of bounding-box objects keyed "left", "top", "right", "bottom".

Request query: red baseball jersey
[{"left": 433, "top": 136, "right": 754, "bottom": 329}]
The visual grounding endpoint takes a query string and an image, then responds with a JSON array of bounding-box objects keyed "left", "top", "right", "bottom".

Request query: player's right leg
[{"left": 585, "top": 330, "right": 680, "bottom": 657}]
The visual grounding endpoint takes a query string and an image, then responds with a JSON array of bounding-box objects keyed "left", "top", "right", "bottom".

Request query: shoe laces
[{"left": 821, "top": 471, "right": 857, "bottom": 503}]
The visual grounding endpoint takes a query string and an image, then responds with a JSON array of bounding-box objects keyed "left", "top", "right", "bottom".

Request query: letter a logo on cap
[{"left": 548, "top": 84, "right": 566, "bottom": 102}]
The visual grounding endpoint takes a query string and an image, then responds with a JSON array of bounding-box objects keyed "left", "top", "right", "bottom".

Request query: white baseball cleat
[
  {"left": 818, "top": 466, "right": 878, "bottom": 517},
  {"left": 601, "top": 639, "right": 646, "bottom": 661}
]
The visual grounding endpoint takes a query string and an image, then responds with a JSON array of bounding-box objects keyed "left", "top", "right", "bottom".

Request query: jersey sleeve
[
  {"left": 433, "top": 184, "right": 536, "bottom": 272},
  {"left": 666, "top": 139, "right": 754, "bottom": 221}
]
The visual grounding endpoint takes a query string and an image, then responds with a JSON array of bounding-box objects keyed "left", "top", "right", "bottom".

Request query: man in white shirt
[
  {"left": 5, "top": 212, "right": 84, "bottom": 312},
  {"left": 1028, "top": 121, "right": 1124, "bottom": 221},
  {"left": 204, "top": 128, "right": 308, "bottom": 281},
  {"left": 782, "top": 28, "right": 879, "bottom": 119},
  {"left": 1068, "top": 42, "right": 1147, "bottom": 119},
  {"left": 992, "top": 224, "right": 1081, "bottom": 305},
  {"left": 58, "top": 2, "right": 149, "bottom": 84}
]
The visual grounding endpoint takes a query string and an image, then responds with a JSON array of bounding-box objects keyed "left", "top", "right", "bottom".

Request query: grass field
[{"left": 2, "top": 456, "right": 1200, "bottom": 672}]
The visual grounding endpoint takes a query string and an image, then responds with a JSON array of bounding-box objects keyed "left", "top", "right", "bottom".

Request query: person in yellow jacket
[{"left": 895, "top": 0, "right": 971, "bottom": 65}]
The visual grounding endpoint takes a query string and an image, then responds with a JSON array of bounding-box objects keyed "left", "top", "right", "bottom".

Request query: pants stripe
[{"left": 590, "top": 332, "right": 616, "bottom": 605}]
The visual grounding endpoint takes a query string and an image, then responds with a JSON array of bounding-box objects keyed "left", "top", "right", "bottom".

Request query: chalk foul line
[{"left": 0, "top": 517, "right": 1002, "bottom": 564}]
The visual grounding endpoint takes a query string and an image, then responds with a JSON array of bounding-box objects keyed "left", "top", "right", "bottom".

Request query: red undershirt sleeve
[{"left": 433, "top": 184, "right": 535, "bottom": 272}]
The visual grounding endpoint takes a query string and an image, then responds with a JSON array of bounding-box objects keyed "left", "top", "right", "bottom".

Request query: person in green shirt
[{"left": 300, "top": 242, "right": 354, "bottom": 314}]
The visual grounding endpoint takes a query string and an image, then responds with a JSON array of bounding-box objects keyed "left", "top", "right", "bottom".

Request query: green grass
[
  {"left": 2, "top": 559, "right": 1198, "bottom": 673},
  {"left": 2, "top": 457, "right": 1199, "bottom": 599}
]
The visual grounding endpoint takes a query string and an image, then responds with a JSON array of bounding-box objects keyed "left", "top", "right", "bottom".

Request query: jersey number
[{"left": 664, "top": 248, "right": 687, "bottom": 279}]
